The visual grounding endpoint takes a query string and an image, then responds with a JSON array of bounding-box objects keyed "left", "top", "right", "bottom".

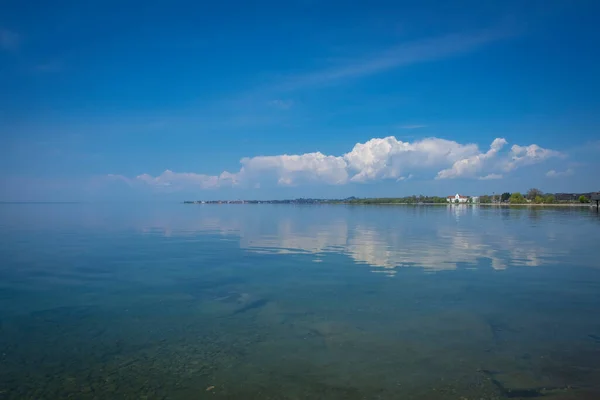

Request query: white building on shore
[{"left": 447, "top": 194, "right": 469, "bottom": 203}]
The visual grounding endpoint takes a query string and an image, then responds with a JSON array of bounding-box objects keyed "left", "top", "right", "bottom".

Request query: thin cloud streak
[
  {"left": 546, "top": 169, "right": 574, "bottom": 178},
  {"left": 267, "top": 99, "right": 294, "bottom": 110},
  {"left": 479, "top": 173, "right": 503, "bottom": 180},
  {"left": 274, "top": 29, "right": 514, "bottom": 91},
  {"left": 399, "top": 124, "right": 427, "bottom": 130}
]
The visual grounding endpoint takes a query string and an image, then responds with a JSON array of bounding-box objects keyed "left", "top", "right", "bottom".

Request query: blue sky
[{"left": 1, "top": 0, "right": 599, "bottom": 201}]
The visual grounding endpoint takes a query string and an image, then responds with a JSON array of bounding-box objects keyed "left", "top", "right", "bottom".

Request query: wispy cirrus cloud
[
  {"left": 399, "top": 124, "right": 427, "bottom": 130},
  {"left": 267, "top": 99, "right": 294, "bottom": 110},
  {"left": 546, "top": 168, "right": 574, "bottom": 178},
  {"left": 72, "top": 28, "right": 512, "bottom": 139},
  {"left": 273, "top": 29, "right": 513, "bottom": 91},
  {"left": 135, "top": 170, "right": 238, "bottom": 190},
  {"left": 479, "top": 173, "right": 503, "bottom": 180},
  {"left": 111, "top": 136, "right": 560, "bottom": 192}
]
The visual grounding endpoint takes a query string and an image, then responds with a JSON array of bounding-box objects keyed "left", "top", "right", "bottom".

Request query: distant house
[
  {"left": 471, "top": 196, "right": 480, "bottom": 203},
  {"left": 447, "top": 194, "right": 469, "bottom": 203}
]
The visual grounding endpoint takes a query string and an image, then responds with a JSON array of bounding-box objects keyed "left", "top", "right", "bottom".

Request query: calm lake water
[{"left": 1, "top": 203, "right": 600, "bottom": 399}]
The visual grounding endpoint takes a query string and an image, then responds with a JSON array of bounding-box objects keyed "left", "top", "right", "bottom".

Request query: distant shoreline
[
  {"left": 477, "top": 203, "right": 592, "bottom": 207},
  {"left": 336, "top": 203, "right": 595, "bottom": 207},
  {"left": 346, "top": 203, "right": 594, "bottom": 207},
  {"left": 183, "top": 201, "right": 596, "bottom": 207}
]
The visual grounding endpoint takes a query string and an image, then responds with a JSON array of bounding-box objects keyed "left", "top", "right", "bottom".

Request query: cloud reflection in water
[{"left": 133, "top": 205, "right": 589, "bottom": 275}]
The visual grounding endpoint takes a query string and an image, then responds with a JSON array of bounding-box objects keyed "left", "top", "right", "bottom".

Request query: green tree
[
  {"left": 579, "top": 195, "right": 589, "bottom": 203},
  {"left": 501, "top": 192, "right": 511, "bottom": 202},
  {"left": 480, "top": 195, "right": 492, "bottom": 203},
  {"left": 544, "top": 195, "right": 555, "bottom": 204},
  {"left": 534, "top": 195, "right": 543, "bottom": 204},
  {"left": 509, "top": 192, "right": 526, "bottom": 204},
  {"left": 527, "top": 188, "right": 544, "bottom": 200}
]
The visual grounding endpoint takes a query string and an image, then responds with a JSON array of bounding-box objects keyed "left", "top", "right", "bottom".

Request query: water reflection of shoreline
[
  {"left": 7, "top": 204, "right": 586, "bottom": 274},
  {"left": 130, "top": 206, "right": 587, "bottom": 275}
]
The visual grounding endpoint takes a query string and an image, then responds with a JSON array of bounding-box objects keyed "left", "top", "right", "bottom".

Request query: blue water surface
[{"left": 1, "top": 203, "right": 600, "bottom": 399}]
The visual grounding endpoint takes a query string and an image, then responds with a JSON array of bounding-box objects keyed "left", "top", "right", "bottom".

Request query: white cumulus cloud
[
  {"left": 437, "top": 138, "right": 561, "bottom": 180},
  {"left": 344, "top": 137, "right": 478, "bottom": 182},
  {"left": 505, "top": 144, "right": 563, "bottom": 171},
  {"left": 436, "top": 138, "right": 508, "bottom": 179},
  {"left": 117, "top": 136, "right": 562, "bottom": 190},
  {"left": 239, "top": 152, "right": 349, "bottom": 186}
]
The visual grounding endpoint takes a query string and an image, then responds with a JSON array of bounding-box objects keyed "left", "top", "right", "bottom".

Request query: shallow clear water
[{"left": 1, "top": 203, "right": 600, "bottom": 399}]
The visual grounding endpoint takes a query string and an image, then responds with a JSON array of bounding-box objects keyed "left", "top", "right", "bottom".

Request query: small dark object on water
[{"left": 232, "top": 298, "right": 269, "bottom": 315}]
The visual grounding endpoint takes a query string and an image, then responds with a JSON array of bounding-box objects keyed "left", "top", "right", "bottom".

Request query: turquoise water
[{"left": 1, "top": 203, "right": 600, "bottom": 399}]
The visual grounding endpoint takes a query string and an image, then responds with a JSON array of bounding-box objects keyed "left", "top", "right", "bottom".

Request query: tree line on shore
[
  {"left": 481, "top": 188, "right": 591, "bottom": 204},
  {"left": 343, "top": 188, "right": 592, "bottom": 205}
]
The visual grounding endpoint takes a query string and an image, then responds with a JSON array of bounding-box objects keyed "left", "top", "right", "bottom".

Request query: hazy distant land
[{"left": 184, "top": 190, "right": 599, "bottom": 207}]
